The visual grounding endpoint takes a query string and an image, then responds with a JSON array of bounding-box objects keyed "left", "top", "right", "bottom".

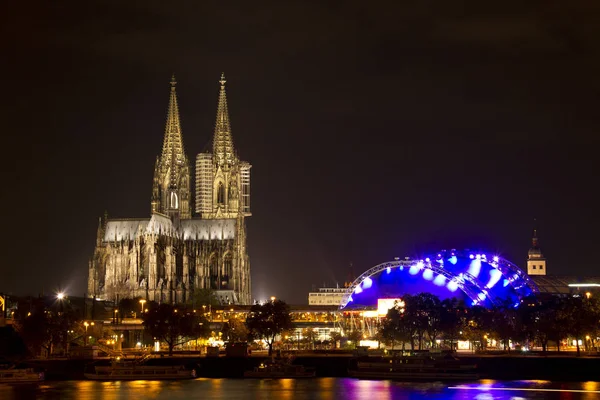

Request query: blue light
[
  {"left": 433, "top": 274, "right": 446, "bottom": 286},
  {"left": 468, "top": 259, "right": 481, "bottom": 277},
  {"left": 348, "top": 295, "right": 353, "bottom": 302},
  {"left": 386, "top": 267, "right": 391, "bottom": 274},
  {"left": 513, "top": 302, "right": 520, "bottom": 308},
  {"left": 478, "top": 293, "right": 486, "bottom": 301},
  {"left": 486, "top": 269, "right": 502, "bottom": 289},
  {"left": 469, "top": 254, "right": 474, "bottom": 259},
  {"left": 399, "top": 266, "right": 404, "bottom": 271},
  {"left": 448, "top": 256, "right": 457, "bottom": 265},
  {"left": 354, "top": 286, "right": 363, "bottom": 294},
  {"left": 447, "top": 280, "right": 459, "bottom": 292},
  {"left": 409, "top": 265, "right": 420, "bottom": 275},
  {"left": 423, "top": 269, "right": 434, "bottom": 280},
  {"left": 363, "top": 277, "right": 373, "bottom": 289},
  {"left": 425, "top": 257, "right": 430, "bottom": 262},
  {"left": 493, "top": 256, "right": 499, "bottom": 262}
]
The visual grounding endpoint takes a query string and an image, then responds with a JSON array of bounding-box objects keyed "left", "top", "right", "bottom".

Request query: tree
[
  {"left": 462, "top": 306, "right": 492, "bottom": 352},
  {"left": 142, "top": 304, "right": 209, "bottom": 355},
  {"left": 302, "top": 328, "right": 318, "bottom": 350},
  {"left": 563, "top": 295, "right": 600, "bottom": 356},
  {"left": 329, "top": 331, "right": 342, "bottom": 349},
  {"left": 245, "top": 300, "right": 293, "bottom": 356},
  {"left": 14, "top": 298, "right": 81, "bottom": 358},
  {"left": 222, "top": 317, "right": 248, "bottom": 342},
  {"left": 346, "top": 330, "right": 363, "bottom": 349},
  {"left": 414, "top": 293, "right": 442, "bottom": 348},
  {"left": 0, "top": 326, "right": 27, "bottom": 358},
  {"left": 379, "top": 304, "right": 413, "bottom": 350},
  {"left": 439, "top": 298, "right": 464, "bottom": 351}
]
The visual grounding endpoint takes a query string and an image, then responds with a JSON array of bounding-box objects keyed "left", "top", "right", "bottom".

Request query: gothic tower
[
  {"left": 195, "top": 74, "right": 252, "bottom": 304},
  {"left": 527, "top": 229, "right": 547, "bottom": 276},
  {"left": 195, "top": 73, "right": 251, "bottom": 219},
  {"left": 151, "top": 75, "right": 192, "bottom": 220}
]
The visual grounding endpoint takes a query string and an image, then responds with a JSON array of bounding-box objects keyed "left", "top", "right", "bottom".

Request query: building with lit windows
[{"left": 308, "top": 287, "right": 347, "bottom": 305}]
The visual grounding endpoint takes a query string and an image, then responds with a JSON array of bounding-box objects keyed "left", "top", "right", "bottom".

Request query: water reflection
[{"left": 1, "top": 379, "right": 600, "bottom": 400}]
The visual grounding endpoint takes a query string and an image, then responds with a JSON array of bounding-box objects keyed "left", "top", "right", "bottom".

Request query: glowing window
[
  {"left": 217, "top": 182, "right": 225, "bottom": 204},
  {"left": 170, "top": 192, "right": 178, "bottom": 209}
]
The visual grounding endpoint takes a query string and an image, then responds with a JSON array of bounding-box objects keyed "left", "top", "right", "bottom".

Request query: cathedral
[{"left": 87, "top": 74, "right": 252, "bottom": 305}]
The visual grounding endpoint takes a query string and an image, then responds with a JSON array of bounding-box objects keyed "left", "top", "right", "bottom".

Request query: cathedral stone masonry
[{"left": 88, "top": 74, "right": 252, "bottom": 305}]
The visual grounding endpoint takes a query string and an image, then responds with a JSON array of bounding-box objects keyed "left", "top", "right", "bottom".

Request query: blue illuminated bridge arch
[{"left": 340, "top": 250, "right": 539, "bottom": 310}]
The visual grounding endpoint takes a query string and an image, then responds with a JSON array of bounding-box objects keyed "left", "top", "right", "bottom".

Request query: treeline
[
  {"left": 377, "top": 292, "right": 600, "bottom": 355},
  {"left": 1, "top": 295, "right": 292, "bottom": 358}
]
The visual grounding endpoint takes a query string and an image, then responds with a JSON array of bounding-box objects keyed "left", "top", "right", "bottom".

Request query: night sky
[{"left": 2, "top": 1, "right": 599, "bottom": 303}]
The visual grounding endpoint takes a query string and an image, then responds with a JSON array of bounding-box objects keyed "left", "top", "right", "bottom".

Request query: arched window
[
  {"left": 209, "top": 254, "right": 219, "bottom": 289},
  {"left": 217, "top": 182, "right": 225, "bottom": 205},
  {"left": 170, "top": 192, "right": 179, "bottom": 209},
  {"left": 224, "top": 253, "right": 233, "bottom": 277}
]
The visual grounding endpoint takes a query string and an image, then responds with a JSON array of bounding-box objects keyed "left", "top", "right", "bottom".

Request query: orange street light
[{"left": 139, "top": 299, "right": 146, "bottom": 314}]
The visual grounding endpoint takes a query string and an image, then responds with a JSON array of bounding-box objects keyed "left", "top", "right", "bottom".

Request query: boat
[
  {"left": 0, "top": 366, "right": 45, "bottom": 383},
  {"left": 244, "top": 360, "right": 316, "bottom": 378},
  {"left": 84, "top": 358, "right": 196, "bottom": 380},
  {"left": 349, "top": 351, "right": 479, "bottom": 381}
]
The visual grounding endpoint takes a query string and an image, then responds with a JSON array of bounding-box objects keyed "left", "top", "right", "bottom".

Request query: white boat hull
[{"left": 0, "top": 369, "right": 45, "bottom": 383}]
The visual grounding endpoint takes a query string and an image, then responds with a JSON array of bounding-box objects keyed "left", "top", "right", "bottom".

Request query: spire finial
[
  {"left": 170, "top": 74, "right": 177, "bottom": 89},
  {"left": 213, "top": 72, "right": 235, "bottom": 167}
]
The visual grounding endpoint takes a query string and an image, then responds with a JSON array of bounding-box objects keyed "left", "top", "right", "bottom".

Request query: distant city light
[{"left": 57, "top": 293, "right": 65, "bottom": 300}]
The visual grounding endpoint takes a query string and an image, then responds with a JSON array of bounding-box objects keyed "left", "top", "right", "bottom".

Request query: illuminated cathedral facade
[{"left": 87, "top": 75, "right": 252, "bottom": 305}]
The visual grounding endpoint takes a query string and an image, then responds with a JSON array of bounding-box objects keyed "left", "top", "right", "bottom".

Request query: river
[{"left": 1, "top": 379, "right": 599, "bottom": 399}]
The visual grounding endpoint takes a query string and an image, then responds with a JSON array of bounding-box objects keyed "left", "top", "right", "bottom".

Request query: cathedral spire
[
  {"left": 152, "top": 76, "right": 191, "bottom": 219},
  {"left": 213, "top": 72, "right": 236, "bottom": 168},
  {"left": 161, "top": 75, "right": 186, "bottom": 168}
]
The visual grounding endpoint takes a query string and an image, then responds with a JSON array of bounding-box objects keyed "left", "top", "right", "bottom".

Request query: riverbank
[{"left": 21, "top": 353, "right": 600, "bottom": 381}]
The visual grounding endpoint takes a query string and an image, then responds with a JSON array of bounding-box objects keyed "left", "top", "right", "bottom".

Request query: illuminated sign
[{"left": 377, "top": 298, "right": 404, "bottom": 316}]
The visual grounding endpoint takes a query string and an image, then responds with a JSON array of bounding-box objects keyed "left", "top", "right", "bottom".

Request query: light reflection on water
[{"left": 1, "top": 379, "right": 599, "bottom": 400}]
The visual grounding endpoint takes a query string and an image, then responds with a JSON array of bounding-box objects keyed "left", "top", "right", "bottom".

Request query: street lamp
[
  {"left": 139, "top": 299, "right": 146, "bottom": 314},
  {"left": 270, "top": 296, "right": 276, "bottom": 302},
  {"left": 586, "top": 292, "right": 592, "bottom": 299},
  {"left": 57, "top": 292, "right": 65, "bottom": 313},
  {"left": 84, "top": 321, "right": 95, "bottom": 345}
]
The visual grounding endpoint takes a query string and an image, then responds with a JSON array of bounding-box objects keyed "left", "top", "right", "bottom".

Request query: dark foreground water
[{"left": 1, "top": 379, "right": 599, "bottom": 400}]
